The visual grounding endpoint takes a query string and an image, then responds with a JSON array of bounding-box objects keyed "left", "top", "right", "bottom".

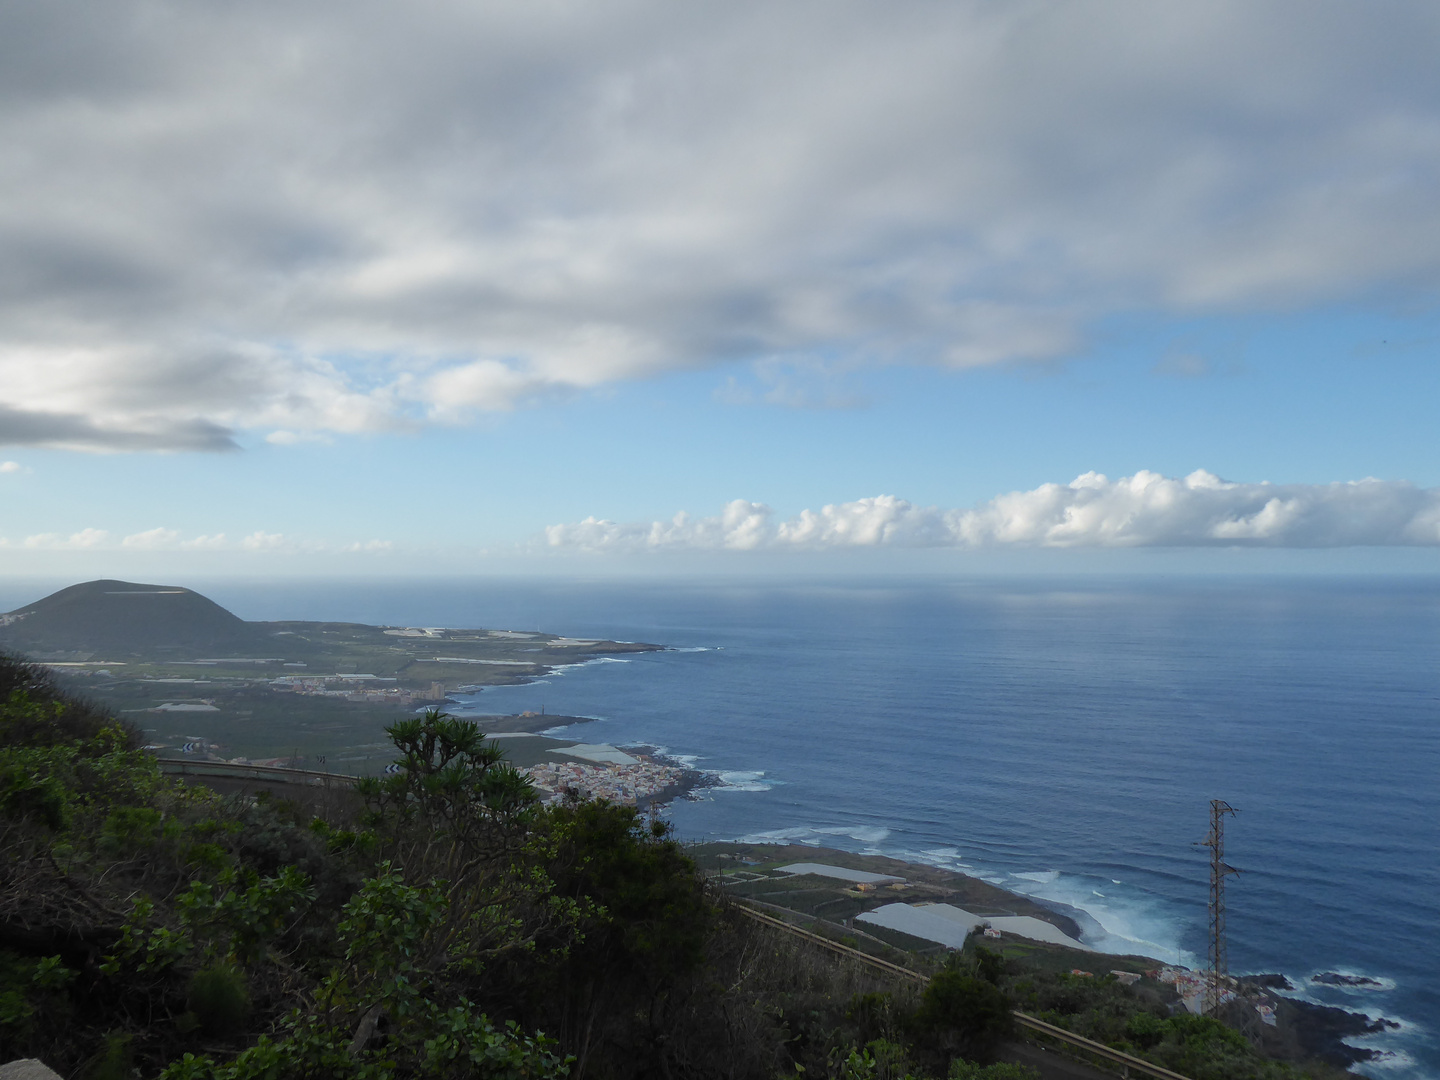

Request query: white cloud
[
  {"left": 4, "top": 528, "right": 393, "bottom": 553},
  {"left": 4, "top": 2, "right": 1440, "bottom": 448},
  {"left": 265, "top": 430, "right": 332, "bottom": 446},
  {"left": 418, "top": 361, "right": 553, "bottom": 420},
  {"left": 0, "top": 460, "right": 22, "bottom": 473},
  {"left": 179, "top": 533, "right": 227, "bottom": 550},
  {"left": 546, "top": 500, "right": 776, "bottom": 552},
  {"left": 240, "top": 531, "right": 286, "bottom": 551},
  {"left": 544, "top": 471, "right": 1440, "bottom": 552},
  {"left": 342, "top": 540, "right": 395, "bottom": 553},
  {"left": 121, "top": 526, "right": 180, "bottom": 549},
  {"left": 23, "top": 528, "right": 110, "bottom": 549}
]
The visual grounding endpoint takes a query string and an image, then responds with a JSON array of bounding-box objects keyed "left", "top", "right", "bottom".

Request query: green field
[{"left": 15, "top": 602, "right": 661, "bottom": 764}]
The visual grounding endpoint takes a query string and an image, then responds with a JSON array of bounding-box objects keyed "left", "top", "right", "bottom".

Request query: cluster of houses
[{"left": 521, "top": 758, "right": 688, "bottom": 805}]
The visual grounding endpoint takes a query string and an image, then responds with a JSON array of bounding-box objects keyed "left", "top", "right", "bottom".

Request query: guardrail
[
  {"left": 1011, "top": 1012, "right": 1193, "bottom": 1080},
  {"left": 156, "top": 759, "right": 360, "bottom": 787},
  {"left": 728, "top": 899, "right": 1193, "bottom": 1080},
  {"left": 731, "top": 901, "right": 929, "bottom": 984}
]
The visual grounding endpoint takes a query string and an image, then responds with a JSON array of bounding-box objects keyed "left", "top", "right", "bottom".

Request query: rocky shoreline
[
  {"left": 1238, "top": 974, "right": 1401, "bottom": 1070},
  {"left": 625, "top": 744, "right": 720, "bottom": 810}
]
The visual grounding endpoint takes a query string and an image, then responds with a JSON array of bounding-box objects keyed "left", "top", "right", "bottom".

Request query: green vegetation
[
  {"left": 1, "top": 652, "right": 1342, "bottom": 1080},
  {"left": 1000, "top": 960, "right": 1317, "bottom": 1080}
]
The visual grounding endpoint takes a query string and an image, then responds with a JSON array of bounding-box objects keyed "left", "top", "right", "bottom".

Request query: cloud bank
[
  {"left": 543, "top": 472, "right": 1440, "bottom": 552},
  {"left": 1, "top": 529, "right": 391, "bottom": 554},
  {"left": 4, "top": 2, "right": 1440, "bottom": 447}
]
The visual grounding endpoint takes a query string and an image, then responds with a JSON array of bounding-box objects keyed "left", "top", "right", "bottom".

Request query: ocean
[{"left": 11, "top": 575, "right": 1437, "bottom": 1076}]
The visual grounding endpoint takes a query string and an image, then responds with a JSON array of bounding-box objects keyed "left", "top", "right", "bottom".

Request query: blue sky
[{"left": 2, "top": 2, "right": 1440, "bottom": 578}]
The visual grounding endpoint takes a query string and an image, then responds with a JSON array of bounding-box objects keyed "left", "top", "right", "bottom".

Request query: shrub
[
  {"left": 187, "top": 965, "right": 251, "bottom": 1038},
  {"left": 910, "top": 969, "right": 1013, "bottom": 1067},
  {"left": 82, "top": 1033, "right": 134, "bottom": 1080},
  {"left": 948, "top": 1062, "right": 1039, "bottom": 1080}
]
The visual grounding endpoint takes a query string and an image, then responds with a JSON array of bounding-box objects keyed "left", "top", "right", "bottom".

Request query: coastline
[
  {"left": 1238, "top": 976, "right": 1404, "bottom": 1072},
  {"left": 691, "top": 842, "right": 1401, "bottom": 1077},
  {"left": 627, "top": 743, "right": 719, "bottom": 809}
]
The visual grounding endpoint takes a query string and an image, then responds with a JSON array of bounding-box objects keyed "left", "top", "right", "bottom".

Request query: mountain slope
[{"left": 0, "top": 579, "right": 260, "bottom": 657}]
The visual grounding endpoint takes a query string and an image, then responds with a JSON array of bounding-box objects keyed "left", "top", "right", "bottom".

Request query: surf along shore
[{"left": 690, "top": 843, "right": 1400, "bottom": 1075}]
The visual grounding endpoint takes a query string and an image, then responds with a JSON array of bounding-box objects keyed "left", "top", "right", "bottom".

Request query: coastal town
[{"left": 520, "top": 757, "right": 692, "bottom": 806}]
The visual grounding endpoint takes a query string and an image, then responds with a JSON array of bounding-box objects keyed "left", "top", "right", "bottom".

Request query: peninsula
[{"left": 0, "top": 579, "right": 661, "bottom": 765}]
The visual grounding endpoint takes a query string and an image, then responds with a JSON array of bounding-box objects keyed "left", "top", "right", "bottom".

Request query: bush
[
  {"left": 910, "top": 969, "right": 1013, "bottom": 1068},
  {"left": 833, "top": 1038, "right": 914, "bottom": 1080},
  {"left": 81, "top": 1033, "right": 134, "bottom": 1080},
  {"left": 948, "top": 1062, "right": 1039, "bottom": 1080},
  {"left": 0, "top": 656, "right": 141, "bottom": 752},
  {"left": 187, "top": 965, "right": 250, "bottom": 1038}
]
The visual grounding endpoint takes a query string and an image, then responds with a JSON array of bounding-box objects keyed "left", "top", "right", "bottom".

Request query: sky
[{"left": 2, "top": 0, "right": 1440, "bottom": 580}]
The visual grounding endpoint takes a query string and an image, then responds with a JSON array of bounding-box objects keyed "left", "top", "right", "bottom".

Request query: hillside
[{"left": 0, "top": 579, "right": 260, "bottom": 658}]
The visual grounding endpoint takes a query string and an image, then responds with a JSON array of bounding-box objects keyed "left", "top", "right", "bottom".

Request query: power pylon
[{"left": 1202, "top": 800, "right": 1240, "bottom": 1016}]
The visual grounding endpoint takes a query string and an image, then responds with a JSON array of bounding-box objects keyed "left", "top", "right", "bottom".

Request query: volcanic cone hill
[{"left": 0, "top": 579, "right": 262, "bottom": 658}]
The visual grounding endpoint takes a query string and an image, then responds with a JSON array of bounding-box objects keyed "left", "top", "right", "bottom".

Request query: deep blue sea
[{"left": 10, "top": 576, "right": 1437, "bottom": 1076}]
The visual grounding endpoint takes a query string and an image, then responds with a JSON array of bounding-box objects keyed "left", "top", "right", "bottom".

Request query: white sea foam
[
  {"left": 732, "top": 826, "right": 815, "bottom": 843},
  {"left": 1343, "top": 1047, "right": 1417, "bottom": 1075},
  {"left": 1277, "top": 972, "right": 1403, "bottom": 1019},
  {"left": 1308, "top": 971, "right": 1398, "bottom": 993},
  {"left": 671, "top": 646, "right": 716, "bottom": 653},
  {"left": 894, "top": 847, "right": 975, "bottom": 875},
  {"left": 626, "top": 745, "right": 708, "bottom": 773},
  {"left": 732, "top": 824, "right": 890, "bottom": 845},
  {"left": 1321, "top": 1007, "right": 1420, "bottom": 1080},
  {"left": 550, "top": 656, "right": 632, "bottom": 674},
  {"left": 715, "top": 770, "right": 776, "bottom": 792},
  {"left": 1001, "top": 870, "right": 1194, "bottom": 965},
  {"left": 628, "top": 743, "right": 703, "bottom": 769},
  {"left": 909, "top": 847, "right": 969, "bottom": 872},
  {"left": 819, "top": 825, "right": 890, "bottom": 843},
  {"left": 1356, "top": 1012, "right": 1419, "bottom": 1034}
]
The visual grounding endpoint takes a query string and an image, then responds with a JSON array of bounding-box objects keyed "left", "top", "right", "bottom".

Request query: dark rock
[
  {"left": 1256, "top": 996, "right": 1400, "bottom": 1068},
  {"left": 1242, "top": 973, "right": 1294, "bottom": 991},
  {"left": 1312, "top": 971, "right": 1386, "bottom": 988}
]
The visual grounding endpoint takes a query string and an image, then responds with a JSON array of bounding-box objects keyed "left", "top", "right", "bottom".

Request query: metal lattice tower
[{"left": 1203, "top": 800, "right": 1240, "bottom": 1016}]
